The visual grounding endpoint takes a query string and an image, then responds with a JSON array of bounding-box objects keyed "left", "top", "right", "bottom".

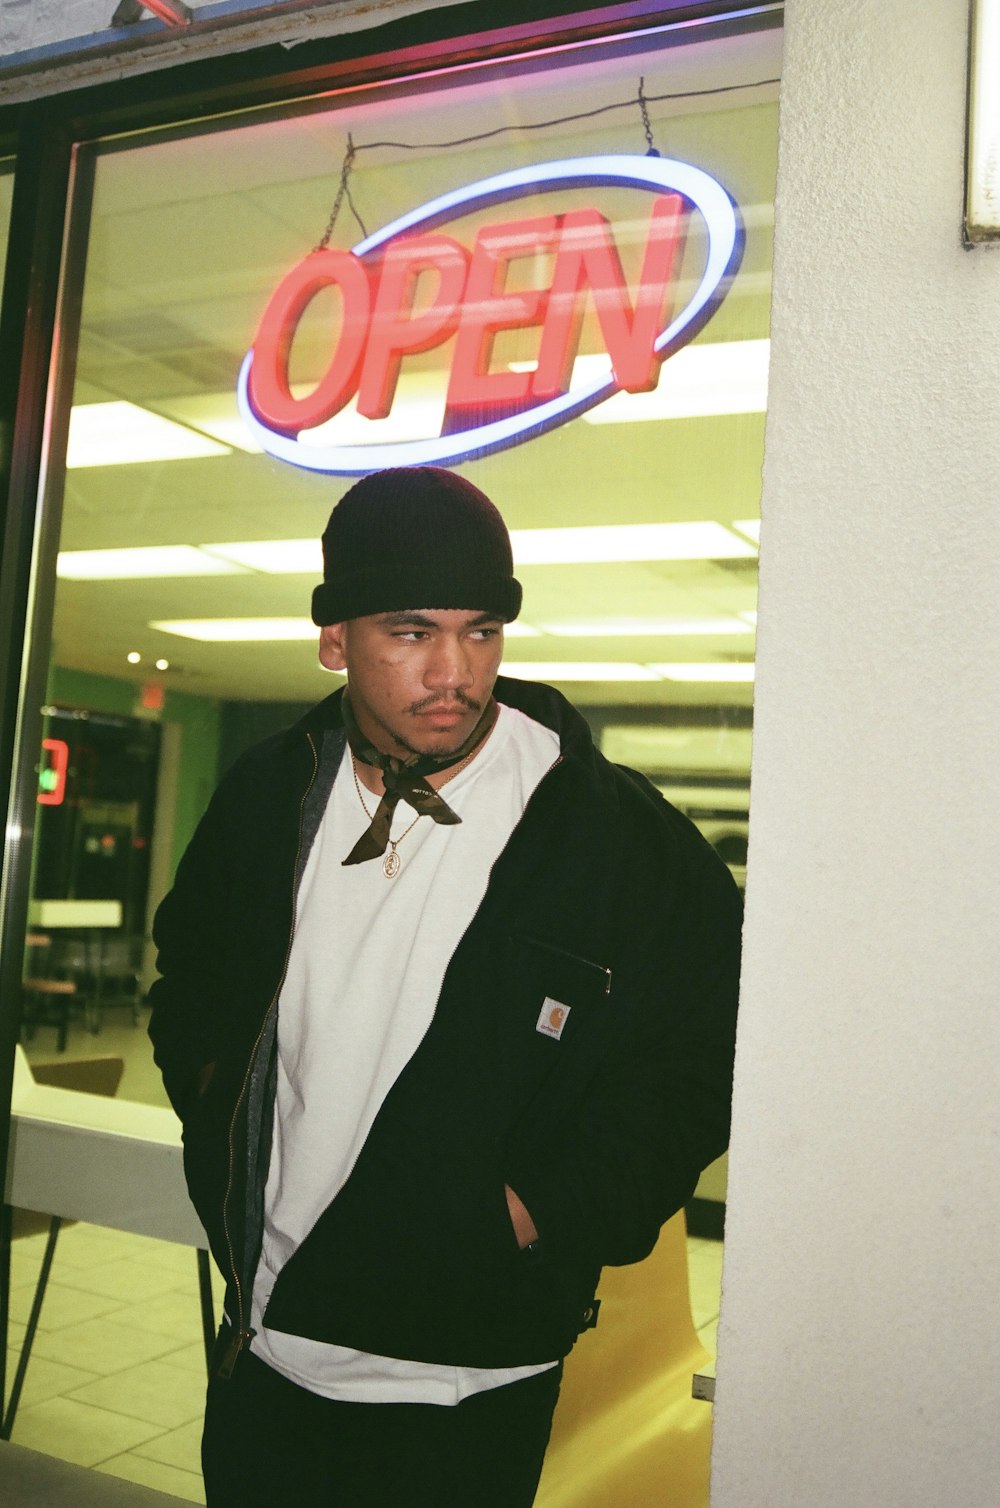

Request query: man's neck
[{"left": 351, "top": 719, "right": 499, "bottom": 796}]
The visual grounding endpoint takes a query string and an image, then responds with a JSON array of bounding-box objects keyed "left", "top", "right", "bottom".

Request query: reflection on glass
[
  {"left": 0, "top": 164, "right": 13, "bottom": 273},
  {"left": 4, "top": 17, "right": 778, "bottom": 1496}
]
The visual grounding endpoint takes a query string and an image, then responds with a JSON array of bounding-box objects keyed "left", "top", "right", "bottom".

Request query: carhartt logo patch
[{"left": 536, "top": 997, "right": 570, "bottom": 1040}]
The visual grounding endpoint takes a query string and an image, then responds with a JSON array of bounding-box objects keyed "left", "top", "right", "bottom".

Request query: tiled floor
[
  {"left": 9, "top": 1015, "right": 725, "bottom": 1500},
  {"left": 5, "top": 1222, "right": 724, "bottom": 1502},
  {"left": 5, "top": 1221, "right": 218, "bottom": 1501}
]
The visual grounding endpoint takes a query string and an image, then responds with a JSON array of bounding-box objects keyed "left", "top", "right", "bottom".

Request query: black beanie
[{"left": 311, "top": 467, "right": 522, "bottom": 625}]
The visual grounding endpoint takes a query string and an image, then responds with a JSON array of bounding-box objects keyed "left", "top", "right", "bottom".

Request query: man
[{"left": 148, "top": 466, "right": 742, "bottom": 1507}]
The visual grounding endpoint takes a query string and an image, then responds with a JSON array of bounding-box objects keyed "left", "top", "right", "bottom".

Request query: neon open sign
[{"left": 238, "top": 155, "right": 743, "bottom": 473}]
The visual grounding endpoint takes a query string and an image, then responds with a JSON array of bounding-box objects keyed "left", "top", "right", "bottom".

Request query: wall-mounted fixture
[{"left": 966, "top": 0, "right": 1000, "bottom": 241}]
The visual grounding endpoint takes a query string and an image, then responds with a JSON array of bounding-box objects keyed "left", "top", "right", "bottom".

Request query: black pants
[{"left": 202, "top": 1337, "right": 562, "bottom": 1507}]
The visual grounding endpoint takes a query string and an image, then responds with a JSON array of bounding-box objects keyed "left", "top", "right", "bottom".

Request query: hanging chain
[
  {"left": 637, "top": 77, "right": 660, "bottom": 158},
  {"left": 315, "top": 134, "right": 368, "bottom": 252}
]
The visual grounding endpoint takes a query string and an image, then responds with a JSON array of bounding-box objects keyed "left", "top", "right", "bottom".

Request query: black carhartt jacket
[{"left": 148, "top": 677, "right": 742, "bottom": 1374}]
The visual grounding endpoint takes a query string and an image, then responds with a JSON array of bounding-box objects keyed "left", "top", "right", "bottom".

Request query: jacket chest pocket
[{"left": 507, "top": 933, "right": 613, "bottom": 1059}]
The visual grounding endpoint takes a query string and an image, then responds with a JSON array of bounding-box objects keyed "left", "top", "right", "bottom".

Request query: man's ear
[{"left": 319, "top": 622, "right": 349, "bottom": 673}]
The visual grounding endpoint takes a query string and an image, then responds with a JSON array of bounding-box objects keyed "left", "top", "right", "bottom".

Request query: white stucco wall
[
  {"left": 712, "top": 2, "right": 1000, "bottom": 1504},
  {"left": 1, "top": 0, "right": 108, "bottom": 57}
]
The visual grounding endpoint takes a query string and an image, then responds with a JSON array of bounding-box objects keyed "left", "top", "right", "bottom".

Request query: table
[{"left": 1, "top": 1046, "right": 213, "bottom": 1439}]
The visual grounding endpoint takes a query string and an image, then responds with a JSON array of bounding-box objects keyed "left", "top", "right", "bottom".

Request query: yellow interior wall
[
  {"left": 536, "top": 1212, "right": 712, "bottom": 1508},
  {"left": 695, "top": 1152, "right": 728, "bottom": 1204}
]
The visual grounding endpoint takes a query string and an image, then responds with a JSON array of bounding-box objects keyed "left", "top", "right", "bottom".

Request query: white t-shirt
[{"left": 249, "top": 703, "right": 560, "bottom": 1404}]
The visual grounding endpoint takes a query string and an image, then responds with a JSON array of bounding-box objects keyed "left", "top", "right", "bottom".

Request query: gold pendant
[{"left": 383, "top": 848, "right": 401, "bottom": 879}]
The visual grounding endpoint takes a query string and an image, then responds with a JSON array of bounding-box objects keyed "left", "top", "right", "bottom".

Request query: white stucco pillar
[{"left": 712, "top": 2, "right": 1000, "bottom": 1504}]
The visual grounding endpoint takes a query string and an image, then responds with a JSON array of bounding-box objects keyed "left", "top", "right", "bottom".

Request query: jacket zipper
[{"left": 216, "top": 730, "right": 319, "bottom": 1379}]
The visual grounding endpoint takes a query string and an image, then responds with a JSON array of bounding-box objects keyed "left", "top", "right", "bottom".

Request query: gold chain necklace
[{"left": 351, "top": 751, "right": 477, "bottom": 879}]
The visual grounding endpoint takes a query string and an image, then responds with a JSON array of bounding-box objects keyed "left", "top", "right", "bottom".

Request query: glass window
[{"left": 3, "top": 14, "right": 778, "bottom": 1492}]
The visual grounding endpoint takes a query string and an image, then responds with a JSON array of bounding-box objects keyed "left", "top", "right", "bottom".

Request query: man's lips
[{"left": 417, "top": 705, "right": 467, "bottom": 719}]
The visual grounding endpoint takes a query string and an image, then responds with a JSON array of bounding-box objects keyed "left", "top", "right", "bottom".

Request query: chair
[
  {"left": 19, "top": 934, "right": 78, "bottom": 1054},
  {"left": 19, "top": 979, "right": 77, "bottom": 1054}
]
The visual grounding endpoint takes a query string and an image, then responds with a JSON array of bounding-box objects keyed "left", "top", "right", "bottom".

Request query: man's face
[{"left": 319, "top": 608, "right": 505, "bottom": 759}]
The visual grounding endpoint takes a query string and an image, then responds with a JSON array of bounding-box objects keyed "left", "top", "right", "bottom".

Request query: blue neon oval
[{"left": 238, "top": 154, "right": 744, "bottom": 474}]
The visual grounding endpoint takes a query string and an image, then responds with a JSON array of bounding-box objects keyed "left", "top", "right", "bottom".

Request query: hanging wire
[
  {"left": 314, "top": 134, "right": 369, "bottom": 252},
  {"left": 637, "top": 76, "right": 659, "bottom": 157},
  {"left": 343, "top": 173, "right": 369, "bottom": 242},
  {"left": 313, "top": 75, "right": 779, "bottom": 244}
]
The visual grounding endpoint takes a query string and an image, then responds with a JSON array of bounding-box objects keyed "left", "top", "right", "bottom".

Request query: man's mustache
[{"left": 406, "top": 691, "right": 482, "bottom": 714}]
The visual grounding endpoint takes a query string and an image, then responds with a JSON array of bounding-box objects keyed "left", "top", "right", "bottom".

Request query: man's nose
[{"left": 424, "top": 637, "right": 473, "bottom": 688}]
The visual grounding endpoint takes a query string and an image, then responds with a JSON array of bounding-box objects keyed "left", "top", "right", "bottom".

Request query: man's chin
[
  {"left": 413, "top": 731, "right": 471, "bottom": 760},
  {"left": 410, "top": 709, "right": 477, "bottom": 750}
]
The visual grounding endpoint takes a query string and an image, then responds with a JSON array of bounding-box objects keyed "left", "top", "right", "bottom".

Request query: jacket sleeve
[
  {"left": 503, "top": 821, "right": 743, "bottom": 1268},
  {"left": 147, "top": 770, "right": 242, "bottom": 1119}
]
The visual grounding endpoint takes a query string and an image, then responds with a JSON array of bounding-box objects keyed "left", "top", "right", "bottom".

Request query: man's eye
[{"left": 473, "top": 627, "right": 501, "bottom": 640}]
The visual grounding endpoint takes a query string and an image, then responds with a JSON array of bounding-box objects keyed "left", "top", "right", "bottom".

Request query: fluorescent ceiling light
[
  {"left": 602, "top": 723, "right": 754, "bottom": 774},
  {"left": 299, "top": 371, "right": 447, "bottom": 447},
  {"left": 539, "top": 617, "right": 753, "bottom": 637},
  {"left": 57, "top": 546, "right": 247, "bottom": 580},
  {"left": 202, "top": 539, "right": 321, "bottom": 574},
  {"left": 151, "top": 618, "right": 320, "bottom": 642},
  {"left": 63, "top": 518, "right": 755, "bottom": 583},
  {"left": 732, "top": 519, "right": 761, "bottom": 544},
  {"left": 652, "top": 663, "right": 756, "bottom": 682},
  {"left": 199, "top": 545, "right": 549, "bottom": 588},
  {"left": 67, "top": 402, "right": 231, "bottom": 468},
  {"left": 155, "top": 394, "right": 263, "bottom": 454},
  {"left": 214, "top": 526, "right": 756, "bottom": 573},
  {"left": 501, "top": 662, "right": 661, "bottom": 682},
  {"left": 150, "top": 617, "right": 539, "bottom": 643},
  {"left": 509, "top": 341, "right": 770, "bottom": 424},
  {"left": 511, "top": 521, "right": 755, "bottom": 565},
  {"left": 66, "top": 336, "right": 769, "bottom": 472},
  {"left": 146, "top": 377, "right": 447, "bottom": 456},
  {"left": 519, "top": 341, "right": 767, "bottom": 425}
]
